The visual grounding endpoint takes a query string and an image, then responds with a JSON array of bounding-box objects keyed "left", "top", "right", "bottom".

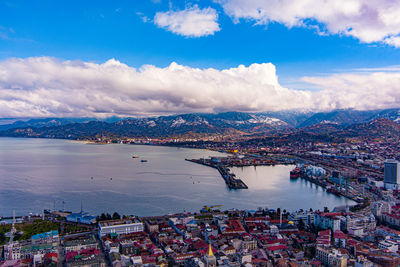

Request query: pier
[
  {"left": 290, "top": 166, "right": 364, "bottom": 203},
  {"left": 186, "top": 158, "right": 248, "bottom": 189}
]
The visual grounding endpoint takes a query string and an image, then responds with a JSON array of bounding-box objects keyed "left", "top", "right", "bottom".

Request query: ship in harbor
[{"left": 290, "top": 167, "right": 301, "bottom": 179}]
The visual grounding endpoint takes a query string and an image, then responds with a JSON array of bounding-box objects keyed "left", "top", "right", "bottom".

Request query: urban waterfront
[{"left": 0, "top": 138, "right": 353, "bottom": 217}]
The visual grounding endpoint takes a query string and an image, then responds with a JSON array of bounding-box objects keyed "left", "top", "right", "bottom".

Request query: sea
[{"left": 0, "top": 138, "right": 355, "bottom": 217}]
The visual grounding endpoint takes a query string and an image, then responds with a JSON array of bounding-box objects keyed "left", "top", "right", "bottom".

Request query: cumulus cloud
[
  {"left": 1, "top": 57, "right": 400, "bottom": 118},
  {"left": 303, "top": 71, "right": 400, "bottom": 110},
  {"left": 0, "top": 57, "right": 314, "bottom": 118},
  {"left": 154, "top": 5, "right": 220, "bottom": 37},
  {"left": 216, "top": 0, "right": 400, "bottom": 47}
]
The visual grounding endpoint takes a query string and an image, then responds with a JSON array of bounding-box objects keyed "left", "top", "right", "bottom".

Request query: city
[
  {"left": 2, "top": 0, "right": 400, "bottom": 266},
  {"left": 1, "top": 152, "right": 400, "bottom": 266}
]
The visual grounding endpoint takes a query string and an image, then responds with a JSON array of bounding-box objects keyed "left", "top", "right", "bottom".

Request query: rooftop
[{"left": 99, "top": 218, "right": 141, "bottom": 227}]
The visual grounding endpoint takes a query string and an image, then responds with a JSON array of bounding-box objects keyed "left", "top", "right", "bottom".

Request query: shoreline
[{"left": 0, "top": 137, "right": 358, "bottom": 218}]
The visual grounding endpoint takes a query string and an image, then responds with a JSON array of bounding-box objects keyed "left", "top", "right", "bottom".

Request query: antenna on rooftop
[{"left": 80, "top": 200, "right": 83, "bottom": 214}]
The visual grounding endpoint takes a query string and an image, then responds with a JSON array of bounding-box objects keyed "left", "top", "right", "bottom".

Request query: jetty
[{"left": 186, "top": 158, "right": 248, "bottom": 189}]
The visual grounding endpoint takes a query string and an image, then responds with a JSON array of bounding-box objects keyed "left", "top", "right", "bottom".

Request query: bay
[{"left": 0, "top": 138, "right": 354, "bottom": 217}]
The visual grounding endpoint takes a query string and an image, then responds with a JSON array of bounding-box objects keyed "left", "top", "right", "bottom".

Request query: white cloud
[
  {"left": 0, "top": 57, "right": 313, "bottom": 118},
  {"left": 216, "top": 0, "right": 400, "bottom": 47},
  {"left": 1, "top": 57, "right": 400, "bottom": 118},
  {"left": 303, "top": 71, "right": 400, "bottom": 110},
  {"left": 154, "top": 5, "right": 220, "bottom": 37},
  {"left": 136, "top": 12, "right": 150, "bottom": 23}
]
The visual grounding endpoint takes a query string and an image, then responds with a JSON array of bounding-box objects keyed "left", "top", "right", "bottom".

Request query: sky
[{"left": 1, "top": 0, "right": 400, "bottom": 117}]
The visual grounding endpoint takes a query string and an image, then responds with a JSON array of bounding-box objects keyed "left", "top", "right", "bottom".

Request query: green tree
[
  {"left": 99, "top": 213, "right": 107, "bottom": 221},
  {"left": 112, "top": 212, "right": 121, "bottom": 220},
  {"left": 298, "top": 219, "right": 305, "bottom": 231}
]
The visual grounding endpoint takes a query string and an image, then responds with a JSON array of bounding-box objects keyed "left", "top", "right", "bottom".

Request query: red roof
[
  {"left": 45, "top": 253, "right": 58, "bottom": 259},
  {"left": 310, "top": 259, "right": 322, "bottom": 266},
  {"left": 245, "top": 217, "right": 270, "bottom": 222},
  {"left": 318, "top": 230, "right": 331, "bottom": 236},
  {"left": 266, "top": 245, "right": 287, "bottom": 251},
  {"left": 224, "top": 219, "right": 246, "bottom": 233},
  {"left": 333, "top": 230, "right": 347, "bottom": 239},
  {"left": 270, "top": 219, "right": 289, "bottom": 224},
  {"left": 347, "top": 239, "right": 358, "bottom": 246}
]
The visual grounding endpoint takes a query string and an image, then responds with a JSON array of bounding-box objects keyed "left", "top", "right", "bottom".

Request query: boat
[
  {"left": 141, "top": 159, "right": 148, "bottom": 162},
  {"left": 290, "top": 167, "right": 301, "bottom": 179},
  {"left": 132, "top": 155, "right": 139, "bottom": 158}
]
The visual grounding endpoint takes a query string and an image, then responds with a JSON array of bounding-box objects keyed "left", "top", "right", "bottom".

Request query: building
[
  {"left": 376, "top": 225, "right": 400, "bottom": 240},
  {"left": 203, "top": 244, "right": 216, "bottom": 267},
  {"left": 98, "top": 219, "right": 144, "bottom": 237},
  {"left": 354, "top": 256, "right": 374, "bottom": 267},
  {"left": 382, "top": 212, "right": 400, "bottom": 228},
  {"left": 316, "top": 247, "right": 348, "bottom": 267},
  {"left": 333, "top": 230, "right": 346, "bottom": 248},
  {"left": 64, "top": 235, "right": 98, "bottom": 253},
  {"left": 31, "top": 230, "right": 59, "bottom": 244},
  {"left": 145, "top": 220, "right": 159, "bottom": 233},
  {"left": 378, "top": 239, "right": 398, "bottom": 252},
  {"left": 384, "top": 159, "right": 400, "bottom": 189},
  {"left": 66, "top": 212, "right": 96, "bottom": 225},
  {"left": 289, "top": 210, "right": 314, "bottom": 227},
  {"left": 372, "top": 201, "right": 392, "bottom": 219},
  {"left": 314, "top": 212, "right": 341, "bottom": 232}
]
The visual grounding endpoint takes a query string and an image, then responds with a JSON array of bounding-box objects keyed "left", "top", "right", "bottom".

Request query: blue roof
[{"left": 31, "top": 230, "right": 58, "bottom": 240}]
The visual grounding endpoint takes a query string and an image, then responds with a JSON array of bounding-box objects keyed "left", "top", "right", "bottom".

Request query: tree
[
  {"left": 0, "top": 233, "right": 6, "bottom": 244},
  {"left": 298, "top": 219, "right": 305, "bottom": 231},
  {"left": 323, "top": 207, "right": 330, "bottom": 213},
  {"left": 99, "top": 213, "right": 107, "bottom": 221},
  {"left": 112, "top": 212, "right": 121, "bottom": 220}
]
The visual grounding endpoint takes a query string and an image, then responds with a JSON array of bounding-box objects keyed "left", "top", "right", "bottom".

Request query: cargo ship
[{"left": 290, "top": 167, "right": 301, "bottom": 179}]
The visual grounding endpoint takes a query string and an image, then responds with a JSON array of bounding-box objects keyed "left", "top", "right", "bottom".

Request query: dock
[{"left": 186, "top": 159, "right": 248, "bottom": 189}]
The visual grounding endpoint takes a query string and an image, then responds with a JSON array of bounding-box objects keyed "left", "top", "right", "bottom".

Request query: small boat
[
  {"left": 141, "top": 159, "right": 148, "bottom": 163},
  {"left": 132, "top": 155, "right": 139, "bottom": 158}
]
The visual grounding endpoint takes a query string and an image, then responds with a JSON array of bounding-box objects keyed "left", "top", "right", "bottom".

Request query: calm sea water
[{"left": 0, "top": 138, "right": 354, "bottom": 217}]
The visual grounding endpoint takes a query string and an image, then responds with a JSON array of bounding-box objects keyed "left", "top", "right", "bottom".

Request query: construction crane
[{"left": 201, "top": 205, "right": 222, "bottom": 213}]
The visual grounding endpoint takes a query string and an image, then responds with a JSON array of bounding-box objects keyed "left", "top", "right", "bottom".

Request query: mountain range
[{"left": 0, "top": 109, "right": 400, "bottom": 140}]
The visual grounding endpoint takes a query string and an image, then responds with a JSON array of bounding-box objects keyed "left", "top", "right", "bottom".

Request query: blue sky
[{"left": 1, "top": 0, "right": 400, "bottom": 117}]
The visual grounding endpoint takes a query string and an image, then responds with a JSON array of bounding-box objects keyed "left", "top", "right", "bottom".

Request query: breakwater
[{"left": 186, "top": 158, "right": 248, "bottom": 189}]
